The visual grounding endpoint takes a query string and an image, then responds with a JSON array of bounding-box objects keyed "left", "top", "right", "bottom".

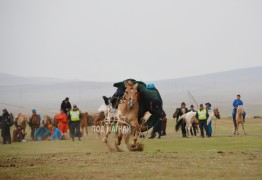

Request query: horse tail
[{"left": 175, "top": 115, "right": 185, "bottom": 132}]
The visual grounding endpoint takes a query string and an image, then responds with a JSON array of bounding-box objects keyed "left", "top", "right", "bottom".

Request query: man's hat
[
  {"left": 205, "top": 102, "right": 211, "bottom": 107},
  {"left": 32, "top": 109, "right": 36, "bottom": 113}
]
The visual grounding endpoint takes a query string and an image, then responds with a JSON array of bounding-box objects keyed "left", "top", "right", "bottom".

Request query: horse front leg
[
  {"left": 242, "top": 123, "right": 246, "bottom": 135},
  {"left": 236, "top": 123, "right": 239, "bottom": 135},
  {"left": 102, "top": 125, "right": 111, "bottom": 143},
  {"left": 185, "top": 124, "right": 191, "bottom": 138},
  {"left": 132, "top": 120, "right": 140, "bottom": 145},
  {"left": 116, "top": 123, "right": 123, "bottom": 146}
]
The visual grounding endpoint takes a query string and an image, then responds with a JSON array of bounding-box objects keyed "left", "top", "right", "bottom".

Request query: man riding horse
[{"left": 103, "top": 79, "right": 165, "bottom": 132}]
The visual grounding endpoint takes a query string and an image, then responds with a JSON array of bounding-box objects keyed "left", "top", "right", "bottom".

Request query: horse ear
[
  {"left": 124, "top": 81, "right": 128, "bottom": 88},
  {"left": 133, "top": 83, "right": 138, "bottom": 89}
]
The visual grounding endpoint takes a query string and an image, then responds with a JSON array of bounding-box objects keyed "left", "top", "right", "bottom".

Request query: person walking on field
[
  {"left": 189, "top": 105, "right": 198, "bottom": 136},
  {"left": 69, "top": 105, "right": 82, "bottom": 141},
  {"left": 1, "top": 109, "right": 13, "bottom": 144},
  {"left": 61, "top": 97, "right": 72, "bottom": 114},
  {"left": 175, "top": 102, "right": 188, "bottom": 137},
  {"left": 195, "top": 104, "right": 210, "bottom": 138},
  {"left": 205, "top": 102, "right": 213, "bottom": 136},
  {"left": 232, "top": 95, "right": 246, "bottom": 129}
]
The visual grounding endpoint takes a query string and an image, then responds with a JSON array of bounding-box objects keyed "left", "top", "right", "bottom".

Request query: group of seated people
[
  {"left": 13, "top": 123, "right": 63, "bottom": 142},
  {"left": 34, "top": 124, "right": 63, "bottom": 141}
]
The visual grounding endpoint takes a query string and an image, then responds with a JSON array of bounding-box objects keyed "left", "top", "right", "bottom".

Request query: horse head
[
  {"left": 237, "top": 106, "right": 244, "bottom": 115},
  {"left": 213, "top": 108, "right": 221, "bottom": 119},
  {"left": 124, "top": 81, "right": 138, "bottom": 110}
]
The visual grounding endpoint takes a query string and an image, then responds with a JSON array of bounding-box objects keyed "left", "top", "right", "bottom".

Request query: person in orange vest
[{"left": 54, "top": 109, "right": 69, "bottom": 139}]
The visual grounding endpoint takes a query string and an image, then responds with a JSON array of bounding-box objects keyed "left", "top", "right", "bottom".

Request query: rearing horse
[{"left": 116, "top": 81, "right": 140, "bottom": 150}]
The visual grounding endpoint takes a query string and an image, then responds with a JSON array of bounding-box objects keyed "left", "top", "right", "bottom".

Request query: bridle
[{"left": 121, "top": 88, "right": 138, "bottom": 110}]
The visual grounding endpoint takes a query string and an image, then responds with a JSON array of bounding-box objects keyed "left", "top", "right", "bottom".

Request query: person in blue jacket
[
  {"left": 232, "top": 95, "right": 246, "bottom": 128},
  {"left": 49, "top": 126, "right": 62, "bottom": 140},
  {"left": 34, "top": 124, "right": 50, "bottom": 141}
]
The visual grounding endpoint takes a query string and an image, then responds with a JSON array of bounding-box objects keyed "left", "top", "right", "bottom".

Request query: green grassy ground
[{"left": 0, "top": 118, "right": 261, "bottom": 180}]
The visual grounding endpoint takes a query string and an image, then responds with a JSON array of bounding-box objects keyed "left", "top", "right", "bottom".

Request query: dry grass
[{"left": 0, "top": 118, "right": 261, "bottom": 180}]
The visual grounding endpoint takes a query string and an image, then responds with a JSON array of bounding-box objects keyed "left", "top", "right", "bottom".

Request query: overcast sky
[{"left": 1, "top": 0, "right": 261, "bottom": 82}]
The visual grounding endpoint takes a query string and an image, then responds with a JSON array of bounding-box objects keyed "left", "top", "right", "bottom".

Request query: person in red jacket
[{"left": 54, "top": 109, "right": 69, "bottom": 139}]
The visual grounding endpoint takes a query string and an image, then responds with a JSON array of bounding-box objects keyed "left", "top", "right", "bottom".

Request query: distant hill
[
  {"left": 0, "top": 73, "right": 68, "bottom": 86},
  {"left": 0, "top": 67, "right": 261, "bottom": 118}
]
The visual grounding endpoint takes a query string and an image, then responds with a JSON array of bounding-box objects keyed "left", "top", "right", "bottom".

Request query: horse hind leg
[{"left": 81, "top": 127, "right": 84, "bottom": 138}]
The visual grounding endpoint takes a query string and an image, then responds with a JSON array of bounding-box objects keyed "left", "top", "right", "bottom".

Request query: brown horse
[
  {"left": 116, "top": 82, "right": 141, "bottom": 151},
  {"left": 42, "top": 115, "right": 56, "bottom": 127},
  {"left": 80, "top": 112, "right": 105, "bottom": 136},
  {"left": 80, "top": 112, "right": 89, "bottom": 137},
  {"left": 29, "top": 115, "right": 41, "bottom": 140},
  {"left": 234, "top": 106, "right": 246, "bottom": 135},
  {"left": 15, "top": 113, "right": 28, "bottom": 136}
]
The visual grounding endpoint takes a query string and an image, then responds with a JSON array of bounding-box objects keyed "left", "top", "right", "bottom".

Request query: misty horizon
[{"left": 1, "top": 1, "right": 262, "bottom": 82}]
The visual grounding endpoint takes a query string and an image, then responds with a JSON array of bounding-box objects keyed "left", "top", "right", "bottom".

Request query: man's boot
[
  {"left": 148, "top": 133, "right": 155, "bottom": 139},
  {"left": 162, "top": 130, "right": 166, "bottom": 136}
]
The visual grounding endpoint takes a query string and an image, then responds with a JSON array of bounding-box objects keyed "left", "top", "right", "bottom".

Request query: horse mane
[{"left": 236, "top": 106, "right": 244, "bottom": 120}]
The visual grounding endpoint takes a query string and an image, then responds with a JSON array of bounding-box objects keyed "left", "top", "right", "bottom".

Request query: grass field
[{"left": 0, "top": 118, "right": 262, "bottom": 180}]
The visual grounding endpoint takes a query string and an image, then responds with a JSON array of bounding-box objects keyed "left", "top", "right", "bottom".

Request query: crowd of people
[
  {"left": 0, "top": 78, "right": 246, "bottom": 144},
  {"left": 171, "top": 94, "right": 245, "bottom": 138},
  {"left": 0, "top": 97, "right": 85, "bottom": 144}
]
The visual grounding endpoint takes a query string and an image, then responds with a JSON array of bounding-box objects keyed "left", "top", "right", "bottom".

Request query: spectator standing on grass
[
  {"left": 1, "top": 109, "right": 13, "bottom": 144},
  {"left": 175, "top": 102, "right": 188, "bottom": 137},
  {"left": 69, "top": 104, "right": 82, "bottom": 141},
  {"left": 195, "top": 104, "right": 210, "bottom": 138},
  {"left": 54, "top": 109, "right": 69, "bottom": 139},
  {"left": 61, "top": 97, "right": 72, "bottom": 114}
]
